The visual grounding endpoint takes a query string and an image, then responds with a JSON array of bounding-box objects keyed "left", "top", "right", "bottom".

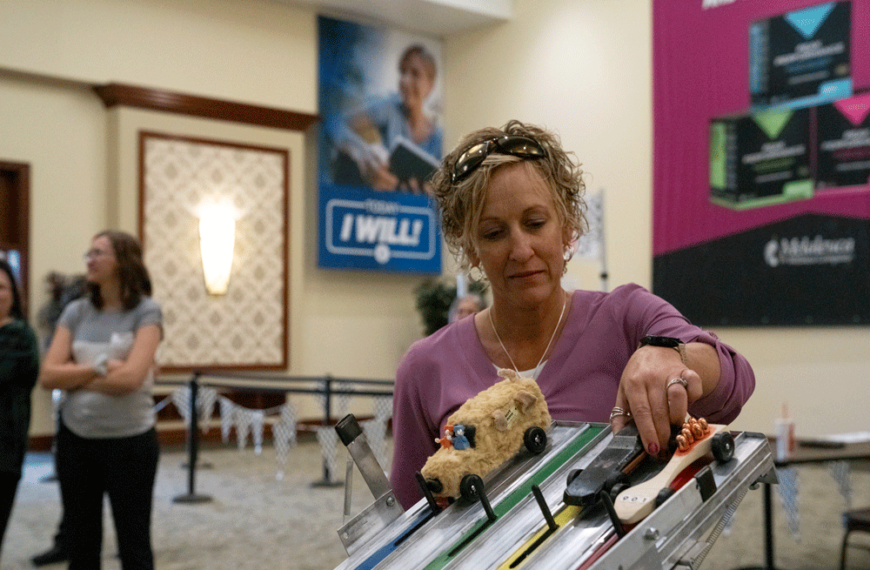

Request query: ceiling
[{"left": 272, "top": 0, "right": 513, "bottom": 37}]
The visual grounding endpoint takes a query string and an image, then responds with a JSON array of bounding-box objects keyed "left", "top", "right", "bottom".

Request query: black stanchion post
[
  {"left": 312, "top": 375, "right": 342, "bottom": 487},
  {"left": 174, "top": 373, "right": 212, "bottom": 503},
  {"left": 324, "top": 375, "right": 332, "bottom": 481}
]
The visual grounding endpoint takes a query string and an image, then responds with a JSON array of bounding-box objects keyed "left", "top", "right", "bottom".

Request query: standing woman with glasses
[
  {"left": 39, "top": 230, "right": 162, "bottom": 570},
  {"left": 0, "top": 259, "right": 41, "bottom": 561},
  {"left": 388, "top": 120, "right": 756, "bottom": 509}
]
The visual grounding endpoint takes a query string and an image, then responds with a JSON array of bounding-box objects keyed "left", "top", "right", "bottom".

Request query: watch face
[{"left": 641, "top": 335, "right": 682, "bottom": 348}]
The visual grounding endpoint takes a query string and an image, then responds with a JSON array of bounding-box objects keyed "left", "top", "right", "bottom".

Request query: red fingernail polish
[{"left": 648, "top": 442, "right": 660, "bottom": 455}]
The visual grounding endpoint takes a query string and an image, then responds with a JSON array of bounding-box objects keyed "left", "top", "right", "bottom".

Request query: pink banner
[{"left": 653, "top": 0, "right": 870, "bottom": 256}]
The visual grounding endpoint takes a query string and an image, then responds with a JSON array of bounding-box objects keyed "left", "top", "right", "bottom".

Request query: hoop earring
[{"left": 469, "top": 265, "right": 486, "bottom": 283}]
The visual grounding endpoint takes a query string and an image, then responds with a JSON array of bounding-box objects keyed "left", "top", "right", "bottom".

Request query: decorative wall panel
[{"left": 140, "top": 132, "right": 288, "bottom": 370}]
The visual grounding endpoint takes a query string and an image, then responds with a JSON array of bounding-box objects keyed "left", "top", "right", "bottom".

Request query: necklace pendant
[{"left": 488, "top": 293, "right": 567, "bottom": 379}]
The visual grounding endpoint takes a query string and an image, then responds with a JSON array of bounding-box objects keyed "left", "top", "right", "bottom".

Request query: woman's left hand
[{"left": 611, "top": 345, "right": 705, "bottom": 458}]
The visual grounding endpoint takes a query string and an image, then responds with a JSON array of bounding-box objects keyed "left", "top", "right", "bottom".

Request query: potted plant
[{"left": 414, "top": 277, "right": 487, "bottom": 336}]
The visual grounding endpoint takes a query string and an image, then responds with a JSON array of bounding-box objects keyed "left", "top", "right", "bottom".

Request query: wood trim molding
[{"left": 93, "top": 83, "right": 319, "bottom": 132}]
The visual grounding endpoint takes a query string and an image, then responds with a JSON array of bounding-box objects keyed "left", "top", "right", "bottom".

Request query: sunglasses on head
[{"left": 450, "top": 135, "right": 546, "bottom": 183}]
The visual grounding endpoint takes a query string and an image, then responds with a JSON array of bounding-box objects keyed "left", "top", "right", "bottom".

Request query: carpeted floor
[{"left": 3, "top": 438, "right": 870, "bottom": 570}]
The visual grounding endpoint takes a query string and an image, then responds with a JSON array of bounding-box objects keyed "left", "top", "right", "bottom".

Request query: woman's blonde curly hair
[{"left": 429, "top": 120, "right": 587, "bottom": 273}]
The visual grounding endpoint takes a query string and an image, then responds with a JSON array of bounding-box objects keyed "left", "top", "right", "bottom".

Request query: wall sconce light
[{"left": 199, "top": 206, "right": 235, "bottom": 295}]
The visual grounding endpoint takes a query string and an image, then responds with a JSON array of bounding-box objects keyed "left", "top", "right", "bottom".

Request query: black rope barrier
[{"left": 165, "top": 372, "right": 394, "bottom": 503}]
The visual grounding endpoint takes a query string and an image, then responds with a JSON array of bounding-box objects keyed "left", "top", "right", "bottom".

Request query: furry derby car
[{"left": 420, "top": 368, "right": 552, "bottom": 502}]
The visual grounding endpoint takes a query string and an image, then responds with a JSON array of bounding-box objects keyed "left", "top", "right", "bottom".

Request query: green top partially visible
[{"left": 0, "top": 319, "right": 41, "bottom": 475}]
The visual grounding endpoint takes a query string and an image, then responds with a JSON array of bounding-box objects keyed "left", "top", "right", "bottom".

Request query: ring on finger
[
  {"left": 666, "top": 377, "right": 688, "bottom": 390},
  {"left": 610, "top": 406, "right": 632, "bottom": 421}
]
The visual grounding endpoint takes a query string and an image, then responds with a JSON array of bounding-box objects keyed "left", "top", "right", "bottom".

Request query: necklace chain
[{"left": 488, "top": 292, "right": 567, "bottom": 379}]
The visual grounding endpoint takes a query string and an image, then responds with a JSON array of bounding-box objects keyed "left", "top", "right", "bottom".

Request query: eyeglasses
[
  {"left": 83, "top": 248, "right": 111, "bottom": 262},
  {"left": 451, "top": 135, "right": 546, "bottom": 183}
]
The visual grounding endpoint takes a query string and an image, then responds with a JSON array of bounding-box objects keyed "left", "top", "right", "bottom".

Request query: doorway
[{"left": 0, "top": 160, "right": 30, "bottom": 309}]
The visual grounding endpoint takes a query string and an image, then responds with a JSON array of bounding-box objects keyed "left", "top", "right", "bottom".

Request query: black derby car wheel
[
  {"left": 655, "top": 486, "right": 675, "bottom": 507},
  {"left": 603, "top": 471, "right": 631, "bottom": 500},
  {"left": 524, "top": 426, "right": 547, "bottom": 454},
  {"left": 460, "top": 474, "right": 484, "bottom": 502},
  {"left": 566, "top": 468, "right": 583, "bottom": 486},
  {"left": 711, "top": 431, "right": 735, "bottom": 463},
  {"left": 425, "top": 478, "right": 443, "bottom": 494}
]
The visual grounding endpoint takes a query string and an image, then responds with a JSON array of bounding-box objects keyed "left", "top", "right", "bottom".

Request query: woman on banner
[{"left": 332, "top": 44, "right": 443, "bottom": 193}]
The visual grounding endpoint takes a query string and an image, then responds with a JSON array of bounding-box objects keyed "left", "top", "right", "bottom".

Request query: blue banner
[
  {"left": 317, "top": 16, "right": 443, "bottom": 274},
  {"left": 318, "top": 186, "right": 441, "bottom": 272}
]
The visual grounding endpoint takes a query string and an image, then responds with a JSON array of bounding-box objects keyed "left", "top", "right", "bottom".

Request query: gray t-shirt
[{"left": 58, "top": 296, "right": 162, "bottom": 438}]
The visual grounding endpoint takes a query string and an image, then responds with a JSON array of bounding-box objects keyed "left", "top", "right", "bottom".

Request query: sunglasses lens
[
  {"left": 495, "top": 136, "right": 545, "bottom": 157},
  {"left": 452, "top": 141, "right": 491, "bottom": 182},
  {"left": 450, "top": 135, "right": 545, "bottom": 183}
]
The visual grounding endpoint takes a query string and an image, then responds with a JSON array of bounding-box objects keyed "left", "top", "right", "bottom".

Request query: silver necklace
[{"left": 488, "top": 292, "right": 567, "bottom": 379}]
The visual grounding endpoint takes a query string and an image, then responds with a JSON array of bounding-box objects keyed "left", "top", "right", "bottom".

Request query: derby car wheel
[
  {"left": 604, "top": 471, "right": 631, "bottom": 500},
  {"left": 460, "top": 474, "right": 484, "bottom": 502},
  {"left": 524, "top": 426, "right": 547, "bottom": 454},
  {"left": 566, "top": 468, "right": 583, "bottom": 486},
  {"left": 655, "top": 486, "right": 675, "bottom": 507},
  {"left": 711, "top": 431, "right": 735, "bottom": 463},
  {"left": 425, "top": 478, "right": 443, "bottom": 494}
]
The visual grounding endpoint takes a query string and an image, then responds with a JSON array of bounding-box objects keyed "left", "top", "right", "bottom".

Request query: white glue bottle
[{"left": 774, "top": 402, "right": 795, "bottom": 461}]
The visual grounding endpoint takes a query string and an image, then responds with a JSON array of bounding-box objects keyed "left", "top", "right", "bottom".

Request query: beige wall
[
  {"left": 0, "top": 0, "right": 317, "bottom": 112},
  {"left": 2, "top": 0, "right": 868, "bottom": 438},
  {"left": 442, "top": 0, "right": 869, "bottom": 438},
  {"left": 1, "top": 0, "right": 421, "bottom": 434}
]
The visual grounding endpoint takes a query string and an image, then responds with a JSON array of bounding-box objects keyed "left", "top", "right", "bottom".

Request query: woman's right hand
[
  {"left": 39, "top": 326, "right": 98, "bottom": 391},
  {"left": 368, "top": 163, "right": 399, "bottom": 191},
  {"left": 348, "top": 142, "right": 389, "bottom": 182}
]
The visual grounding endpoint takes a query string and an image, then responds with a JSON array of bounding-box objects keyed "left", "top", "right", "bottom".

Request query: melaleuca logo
[
  {"left": 702, "top": 0, "right": 735, "bottom": 8},
  {"left": 764, "top": 240, "right": 780, "bottom": 267},
  {"left": 764, "top": 235, "right": 856, "bottom": 267}
]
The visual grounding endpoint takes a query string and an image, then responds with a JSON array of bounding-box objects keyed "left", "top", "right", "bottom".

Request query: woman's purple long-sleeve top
[{"left": 388, "top": 284, "right": 755, "bottom": 509}]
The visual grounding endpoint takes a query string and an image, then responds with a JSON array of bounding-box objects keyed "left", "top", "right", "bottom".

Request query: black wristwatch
[{"left": 639, "top": 335, "right": 688, "bottom": 365}]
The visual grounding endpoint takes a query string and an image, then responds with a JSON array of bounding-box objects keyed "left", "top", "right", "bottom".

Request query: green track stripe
[{"left": 422, "top": 425, "right": 603, "bottom": 570}]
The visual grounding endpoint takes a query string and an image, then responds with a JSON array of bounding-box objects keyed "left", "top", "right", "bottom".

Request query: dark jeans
[{"left": 56, "top": 423, "right": 159, "bottom": 570}]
